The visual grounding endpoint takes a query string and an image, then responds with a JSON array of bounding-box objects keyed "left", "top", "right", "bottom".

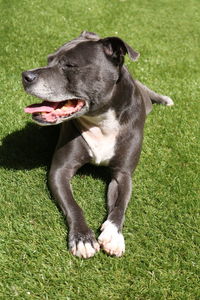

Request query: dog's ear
[
  {"left": 101, "top": 37, "right": 140, "bottom": 65},
  {"left": 80, "top": 31, "right": 100, "bottom": 40}
]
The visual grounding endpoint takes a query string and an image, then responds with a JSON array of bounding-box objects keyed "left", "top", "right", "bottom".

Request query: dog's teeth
[{"left": 61, "top": 106, "right": 68, "bottom": 111}]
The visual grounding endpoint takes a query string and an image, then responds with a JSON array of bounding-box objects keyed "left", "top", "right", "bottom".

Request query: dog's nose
[{"left": 22, "top": 71, "right": 37, "bottom": 83}]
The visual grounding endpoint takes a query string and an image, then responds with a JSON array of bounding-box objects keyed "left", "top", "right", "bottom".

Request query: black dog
[{"left": 22, "top": 31, "right": 173, "bottom": 258}]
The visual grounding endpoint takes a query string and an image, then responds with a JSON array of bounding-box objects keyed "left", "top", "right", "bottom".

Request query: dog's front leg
[
  {"left": 49, "top": 163, "right": 100, "bottom": 258},
  {"left": 98, "top": 171, "right": 132, "bottom": 257},
  {"left": 49, "top": 129, "right": 99, "bottom": 258}
]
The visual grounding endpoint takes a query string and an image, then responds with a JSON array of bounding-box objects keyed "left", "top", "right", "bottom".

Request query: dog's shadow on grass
[
  {"left": 0, "top": 123, "right": 59, "bottom": 170},
  {"left": 0, "top": 122, "right": 110, "bottom": 182},
  {"left": 1, "top": 123, "right": 110, "bottom": 239}
]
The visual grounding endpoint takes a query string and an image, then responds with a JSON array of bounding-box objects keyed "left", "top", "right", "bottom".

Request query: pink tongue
[{"left": 24, "top": 101, "right": 59, "bottom": 114}]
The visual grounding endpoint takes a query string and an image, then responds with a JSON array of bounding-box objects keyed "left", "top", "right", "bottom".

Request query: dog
[{"left": 22, "top": 31, "right": 173, "bottom": 258}]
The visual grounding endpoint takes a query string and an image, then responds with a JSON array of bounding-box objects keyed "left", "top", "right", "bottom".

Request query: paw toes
[
  {"left": 98, "top": 221, "right": 125, "bottom": 257},
  {"left": 93, "top": 241, "right": 100, "bottom": 252},
  {"left": 103, "top": 238, "right": 125, "bottom": 257},
  {"left": 69, "top": 236, "right": 99, "bottom": 258},
  {"left": 76, "top": 241, "right": 87, "bottom": 258}
]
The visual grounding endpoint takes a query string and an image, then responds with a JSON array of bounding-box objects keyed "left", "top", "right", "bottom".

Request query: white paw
[
  {"left": 98, "top": 221, "right": 125, "bottom": 257},
  {"left": 70, "top": 240, "right": 100, "bottom": 259},
  {"left": 162, "top": 95, "right": 174, "bottom": 106}
]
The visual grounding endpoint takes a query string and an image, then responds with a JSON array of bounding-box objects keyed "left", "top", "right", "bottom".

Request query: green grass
[{"left": 0, "top": 0, "right": 200, "bottom": 299}]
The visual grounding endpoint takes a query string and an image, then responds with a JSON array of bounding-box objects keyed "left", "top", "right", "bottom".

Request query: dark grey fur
[{"left": 22, "top": 31, "right": 173, "bottom": 258}]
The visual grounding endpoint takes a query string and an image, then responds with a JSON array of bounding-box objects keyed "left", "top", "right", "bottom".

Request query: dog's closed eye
[
  {"left": 64, "top": 63, "right": 77, "bottom": 68},
  {"left": 60, "top": 60, "right": 78, "bottom": 69}
]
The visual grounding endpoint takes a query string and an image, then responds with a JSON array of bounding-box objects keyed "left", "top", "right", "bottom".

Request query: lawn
[{"left": 0, "top": 0, "right": 199, "bottom": 299}]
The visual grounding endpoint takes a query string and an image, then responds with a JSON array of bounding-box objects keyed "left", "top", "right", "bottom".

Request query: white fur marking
[
  {"left": 76, "top": 110, "right": 120, "bottom": 165},
  {"left": 98, "top": 220, "right": 125, "bottom": 257},
  {"left": 162, "top": 96, "right": 174, "bottom": 106}
]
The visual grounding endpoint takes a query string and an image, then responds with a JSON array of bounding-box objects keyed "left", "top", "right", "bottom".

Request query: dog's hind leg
[{"left": 135, "top": 80, "right": 174, "bottom": 106}]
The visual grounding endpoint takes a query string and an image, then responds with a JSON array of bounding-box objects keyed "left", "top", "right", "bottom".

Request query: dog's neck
[{"left": 78, "top": 110, "right": 119, "bottom": 134}]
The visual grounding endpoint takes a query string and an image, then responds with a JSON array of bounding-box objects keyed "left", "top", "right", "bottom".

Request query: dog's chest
[{"left": 75, "top": 110, "right": 120, "bottom": 166}]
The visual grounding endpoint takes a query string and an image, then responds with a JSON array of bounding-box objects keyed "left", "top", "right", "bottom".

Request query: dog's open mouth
[{"left": 24, "top": 99, "right": 86, "bottom": 125}]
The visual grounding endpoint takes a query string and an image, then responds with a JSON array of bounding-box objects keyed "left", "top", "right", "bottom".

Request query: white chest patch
[{"left": 75, "top": 109, "right": 120, "bottom": 166}]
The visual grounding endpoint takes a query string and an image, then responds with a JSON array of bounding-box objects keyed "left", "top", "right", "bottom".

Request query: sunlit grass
[{"left": 0, "top": 0, "right": 199, "bottom": 299}]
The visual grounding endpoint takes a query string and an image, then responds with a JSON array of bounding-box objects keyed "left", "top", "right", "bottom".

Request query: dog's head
[{"left": 22, "top": 31, "right": 139, "bottom": 125}]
